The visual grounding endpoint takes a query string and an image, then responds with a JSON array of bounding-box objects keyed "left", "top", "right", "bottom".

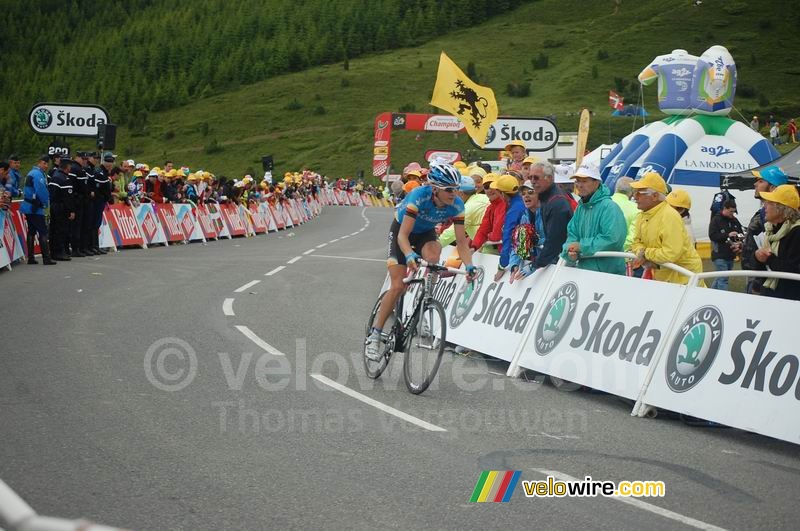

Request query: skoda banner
[
  {"left": 474, "top": 116, "right": 559, "bottom": 152},
  {"left": 28, "top": 102, "right": 110, "bottom": 137},
  {"left": 642, "top": 287, "right": 800, "bottom": 444},
  {"left": 516, "top": 266, "right": 685, "bottom": 399}
]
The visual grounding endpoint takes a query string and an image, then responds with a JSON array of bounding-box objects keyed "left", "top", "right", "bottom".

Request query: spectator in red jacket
[{"left": 469, "top": 173, "right": 507, "bottom": 255}]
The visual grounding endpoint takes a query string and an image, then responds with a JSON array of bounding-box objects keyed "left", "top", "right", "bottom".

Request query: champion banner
[{"left": 430, "top": 51, "right": 498, "bottom": 148}]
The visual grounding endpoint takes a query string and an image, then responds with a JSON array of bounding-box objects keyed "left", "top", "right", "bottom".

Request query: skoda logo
[
  {"left": 33, "top": 108, "right": 52, "bottom": 130},
  {"left": 665, "top": 306, "right": 723, "bottom": 392},
  {"left": 534, "top": 282, "right": 578, "bottom": 355},
  {"left": 485, "top": 125, "right": 496, "bottom": 145},
  {"left": 449, "top": 267, "right": 484, "bottom": 329}
]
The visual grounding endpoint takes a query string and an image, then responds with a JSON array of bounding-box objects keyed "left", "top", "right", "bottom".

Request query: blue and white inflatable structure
[{"left": 596, "top": 45, "right": 780, "bottom": 242}]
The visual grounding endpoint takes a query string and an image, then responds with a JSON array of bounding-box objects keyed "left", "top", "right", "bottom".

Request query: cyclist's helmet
[{"left": 427, "top": 163, "right": 462, "bottom": 188}]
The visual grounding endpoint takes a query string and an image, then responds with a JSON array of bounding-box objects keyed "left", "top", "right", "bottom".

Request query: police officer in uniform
[
  {"left": 81, "top": 151, "right": 99, "bottom": 255},
  {"left": 67, "top": 154, "right": 87, "bottom": 257},
  {"left": 20, "top": 155, "right": 56, "bottom": 265},
  {"left": 47, "top": 158, "right": 75, "bottom": 261},
  {"left": 89, "top": 152, "right": 114, "bottom": 254}
]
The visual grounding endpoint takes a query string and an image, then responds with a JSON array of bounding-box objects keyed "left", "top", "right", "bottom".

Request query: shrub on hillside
[
  {"left": 532, "top": 53, "right": 549, "bottom": 70},
  {"left": 284, "top": 99, "right": 303, "bottom": 111},
  {"left": 506, "top": 82, "right": 531, "bottom": 98},
  {"left": 205, "top": 139, "right": 223, "bottom": 154}
]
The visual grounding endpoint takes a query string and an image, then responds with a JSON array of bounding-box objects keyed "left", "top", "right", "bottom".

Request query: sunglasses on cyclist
[{"left": 435, "top": 186, "right": 458, "bottom": 193}]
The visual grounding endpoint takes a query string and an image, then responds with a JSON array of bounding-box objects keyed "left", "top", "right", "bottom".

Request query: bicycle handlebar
[{"left": 402, "top": 260, "right": 470, "bottom": 284}]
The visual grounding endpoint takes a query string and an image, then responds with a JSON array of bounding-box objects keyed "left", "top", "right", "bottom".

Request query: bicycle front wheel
[
  {"left": 403, "top": 299, "right": 446, "bottom": 395},
  {"left": 364, "top": 292, "right": 391, "bottom": 380}
]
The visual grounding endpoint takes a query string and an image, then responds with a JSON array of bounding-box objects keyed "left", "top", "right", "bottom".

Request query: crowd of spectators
[
  {"left": 388, "top": 141, "right": 800, "bottom": 301},
  {"left": 1, "top": 152, "right": 389, "bottom": 266}
]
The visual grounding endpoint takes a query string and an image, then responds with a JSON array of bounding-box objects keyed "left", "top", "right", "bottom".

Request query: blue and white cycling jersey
[{"left": 395, "top": 185, "right": 465, "bottom": 234}]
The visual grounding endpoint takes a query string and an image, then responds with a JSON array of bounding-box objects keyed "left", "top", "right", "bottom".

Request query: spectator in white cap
[
  {"left": 554, "top": 162, "right": 578, "bottom": 210},
  {"left": 561, "top": 162, "right": 628, "bottom": 275}
]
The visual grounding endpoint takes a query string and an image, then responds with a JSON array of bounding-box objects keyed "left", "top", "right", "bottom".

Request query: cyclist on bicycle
[{"left": 366, "top": 163, "right": 477, "bottom": 361}]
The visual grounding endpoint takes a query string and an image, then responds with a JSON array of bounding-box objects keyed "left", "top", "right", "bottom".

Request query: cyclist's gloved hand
[
  {"left": 465, "top": 264, "right": 478, "bottom": 282},
  {"left": 405, "top": 252, "right": 421, "bottom": 270}
]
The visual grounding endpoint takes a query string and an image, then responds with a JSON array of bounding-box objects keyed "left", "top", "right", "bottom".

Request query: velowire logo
[{"left": 665, "top": 305, "right": 723, "bottom": 392}]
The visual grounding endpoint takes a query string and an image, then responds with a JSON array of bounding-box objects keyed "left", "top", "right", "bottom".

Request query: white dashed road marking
[
  {"left": 265, "top": 266, "right": 286, "bottom": 276},
  {"left": 287, "top": 256, "right": 302, "bottom": 264},
  {"left": 234, "top": 280, "right": 261, "bottom": 293},
  {"left": 316, "top": 243, "right": 328, "bottom": 248},
  {"left": 309, "top": 255, "right": 385, "bottom": 263},
  {"left": 222, "top": 298, "right": 235, "bottom": 316},
  {"left": 235, "top": 325, "right": 286, "bottom": 356},
  {"left": 302, "top": 249, "right": 316, "bottom": 255},
  {"left": 311, "top": 374, "right": 447, "bottom": 432}
]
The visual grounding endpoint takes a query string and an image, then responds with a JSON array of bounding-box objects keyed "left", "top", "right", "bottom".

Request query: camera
[{"left": 726, "top": 232, "right": 744, "bottom": 245}]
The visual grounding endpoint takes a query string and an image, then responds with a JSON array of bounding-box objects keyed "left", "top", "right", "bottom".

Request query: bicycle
[{"left": 364, "top": 260, "right": 470, "bottom": 394}]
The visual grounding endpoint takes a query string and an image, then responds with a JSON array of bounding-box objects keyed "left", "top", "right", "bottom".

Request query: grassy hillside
[{"left": 20, "top": 0, "right": 800, "bottom": 180}]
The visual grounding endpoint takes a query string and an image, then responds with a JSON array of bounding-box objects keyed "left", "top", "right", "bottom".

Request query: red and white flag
[{"left": 609, "top": 90, "right": 624, "bottom": 111}]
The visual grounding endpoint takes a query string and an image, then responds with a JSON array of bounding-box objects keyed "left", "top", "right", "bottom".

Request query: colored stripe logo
[{"left": 470, "top": 470, "right": 522, "bottom": 502}]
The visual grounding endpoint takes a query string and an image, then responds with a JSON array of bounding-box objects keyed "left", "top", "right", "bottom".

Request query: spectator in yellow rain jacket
[
  {"left": 629, "top": 172, "right": 703, "bottom": 285},
  {"left": 439, "top": 176, "right": 489, "bottom": 246}
]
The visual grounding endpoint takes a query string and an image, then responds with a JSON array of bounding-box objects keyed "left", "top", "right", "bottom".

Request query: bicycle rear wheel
[
  {"left": 364, "top": 292, "right": 391, "bottom": 379},
  {"left": 403, "top": 299, "right": 446, "bottom": 395}
]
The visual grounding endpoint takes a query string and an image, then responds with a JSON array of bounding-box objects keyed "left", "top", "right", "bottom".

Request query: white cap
[
  {"left": 125, "top": 159, "right": 135, "bottom": 167},
  {"left": 554, "top": 163, "right": 573, "bottom": 183},
  {"left": 571, "top": 162, "right": 601, "bottom": 181}
]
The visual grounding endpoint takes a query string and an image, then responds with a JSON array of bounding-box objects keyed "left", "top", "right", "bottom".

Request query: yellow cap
[
  {"left": 760, "top": 185, "right": 800, "bottom": 210},
  {"left": 505, "top": 140, "right": 526, "bottom": 152},
  {"left": 666, "top": 189, "right": 691, "bottom": 210},
  {"left": 490, "top": 174, "right": 520, "bottom": 194},
  {"left": 630, "top": 172, "right": 668, "bottom": 194},
  {"left": 187, "top": 173, "right": 199, "bottom": 182},
  {"left": 453, "top": 161, "right": 467, "bottom": 169},
  {"left": 406, "top": 170, "right": 421, "bottom": 179},
  {"left": 482, "top": 172, "right": 500, "bottom": 186},
  {"left": 469, "top": 166, "right": 487, "bottom": 179},
  {"left": 132, "top": 170, "right": 143, "bottom": 177},
  {"left": 522, "top": 156, "right": 538, "bottom": 165}
]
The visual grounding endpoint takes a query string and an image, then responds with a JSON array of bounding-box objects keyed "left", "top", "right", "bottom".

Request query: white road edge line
[
  {"left": 235, "top": 325, "right": 286, "bottom": 356},
  {"left": 234, "top": 280, "right": 261, "bottom": 293},
  {"left": 534, "top": 469, "right": 727, "bottom": 531},
  {"left": 222, "top": 298, "right": 235, "bottom": 316},
  {"left": 316, "top": 243, "right": 328, "bottom": 248},
  {"left": 350, "top": 231, "right": 359, "bottom": 236},
  {"left": 339, "top": 235, "right": 349, "bottom": 239},
  {"left": 310, "top": 374, "right": 446, "bottom": 432},
  {"left": 308, "top": 254, "right": 385, "bottom": 263},
  {"left": 329, "top": 238, "right": 340, "bottom": 243},
  {"left": 302, "top": 249, "right": 316, "bottom": 255},
  {"left": 265, "top": 266, "right": 286, "bottom": 276},
  {"left": 287, "top": 256, "right": 302, "bottom": 264}
]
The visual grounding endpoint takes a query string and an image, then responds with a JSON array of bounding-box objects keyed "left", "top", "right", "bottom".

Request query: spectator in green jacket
[
  {"left": 562, "top": 162, "right": 628, "bottom": 275},
  {"left": 611, "top": 177, "right": 640, "bottom": 251}
]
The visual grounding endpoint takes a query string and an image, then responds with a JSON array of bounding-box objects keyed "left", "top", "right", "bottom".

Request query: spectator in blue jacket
[
  {"left": 494, "top": 174, "right": 526, "bottom": 281},
  {"left": 6, "top": 154, "right": 22, "bottom": 198},
  {"left": 20, "top": 155, "right": 56, "bottom": 265},
  {"left": 561, "top": 162, "right": 627, "bottom": 274}
]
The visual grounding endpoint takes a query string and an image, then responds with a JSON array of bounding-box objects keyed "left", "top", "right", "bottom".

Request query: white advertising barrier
[
  {"left": 0, "top": 211, "right": 12, "bottom": 270},
  {"left": 133, "top": 204, "right": 168, "bottom": 245},
  {"left": 206, "top": 203, "right": 231, "bottom": 239},
  {"left": 259, "top": 203, "right": 278, "bottom": 232},
  {"left": 439, "top": 253, "right": 555, "bottom": 362},
  {"left": 639, "top": 282, "right": 800, "bottom": 444},
  {"left": 174, "top": 203, "right": 206, "bottom": 242},
  {"left": 515, "top": 265, "right": 686, "bottom": 399},
  {"left": 99, "top": 212, "right": 117, "bottom": 251}
]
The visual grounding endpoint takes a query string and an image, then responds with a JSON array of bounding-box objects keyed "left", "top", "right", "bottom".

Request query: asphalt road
[{"left": 1, "top": 206, "right": 798, "bottom": 530}]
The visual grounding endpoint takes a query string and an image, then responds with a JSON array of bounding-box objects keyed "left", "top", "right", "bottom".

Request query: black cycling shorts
[{"left": 387, "top": 220, "right": 437, "bottom": 266}]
